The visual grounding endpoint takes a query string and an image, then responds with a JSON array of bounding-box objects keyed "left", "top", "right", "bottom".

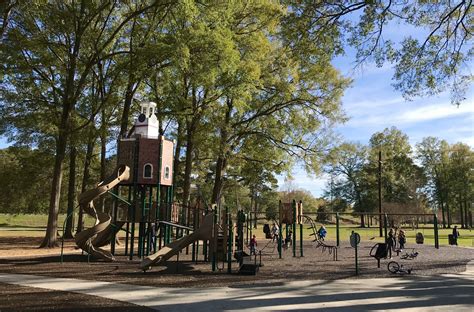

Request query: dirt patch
[{"left": 0, "top": 282, "right": 154, "bottom": 312}]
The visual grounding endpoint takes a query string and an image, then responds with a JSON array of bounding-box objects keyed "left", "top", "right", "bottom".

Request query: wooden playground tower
[
  {"left": 111, "top": 101, "right": 175, "bottom": 259},
  {"left": 109, "top": 102, "right": 231, "bottom": 270}
]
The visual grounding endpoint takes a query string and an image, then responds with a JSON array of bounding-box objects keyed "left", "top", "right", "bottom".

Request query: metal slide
[
  {"left": 139, "top": 213, "right": 215, "bottom": 271},
  {"left": 74, "top": 165, "right": 130, "bottom": 261}
]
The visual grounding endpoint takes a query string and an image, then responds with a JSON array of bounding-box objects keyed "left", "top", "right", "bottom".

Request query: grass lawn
[
  {"left": 0, "top": 213, "right": 96, "bottom": 237},
  {"left": 253, "top": 222, "right": 474, "bottom": 248},
  {"left": 1, "top": 213, "right": 473, "bottom": 247}
]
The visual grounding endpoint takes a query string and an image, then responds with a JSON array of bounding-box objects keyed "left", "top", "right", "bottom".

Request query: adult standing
[
  {"left": 386, "top": 228, "right": 396, "bottom": 258},
  {"left": 452, "top": 226, "right": 460, "bottom": 246},
  {"left": 271, "top": 223, "right": 279, "bottom": 242}
]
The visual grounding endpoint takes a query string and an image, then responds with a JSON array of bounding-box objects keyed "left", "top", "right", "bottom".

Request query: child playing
[
  {"left": 318, "top": 225, "right": 327, "bottom": 240},
  {"left": 284, "top": 230, "right": 293, "bottom": 248},
  {"left": 249, "top": 235, "right": 257, "bottom": 255}
]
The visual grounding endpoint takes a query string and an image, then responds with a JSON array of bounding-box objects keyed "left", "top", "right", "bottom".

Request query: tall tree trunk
[
  {"left": 76, "top": 135, "right": 94, "bottom": 234},
  {"left": 211, "top": 98, "right": 232, "bottom": 205},
  {"left": 40, "top": 126, "right": 68, "bottom": 248},
  {"left": 120, "top": 86, "right": 134, "bottom": 138},
  {"left": 64, "top": 146, "right": 77, "bottom": 239},
  {"left": 182, "top": 118, "right": 197, "bottom": 208},
  {"left": 446, "top": 192, "right": 451, "bottom": 228},
  {"left": 211, "top": 156, "right": 227, "bottom": 205},
  {"left": 459, "top": 199, "right": 464, "bottom": 228},
  {"left": 173, "top": 119, "right": 184, "bottom": 199},
  {"left": 97, "top": 109, "right": 107, "bottom": 212},
  {"left": 463, "top": 198, "right": 469, "bottom": 229},
  {"left": 440, "top": 200, "right": 446, "bottom": 228}
]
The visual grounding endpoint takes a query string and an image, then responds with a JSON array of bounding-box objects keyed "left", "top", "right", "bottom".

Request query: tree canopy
[{"left": 0, "top": 1, "right": 472, "bottom": 246}]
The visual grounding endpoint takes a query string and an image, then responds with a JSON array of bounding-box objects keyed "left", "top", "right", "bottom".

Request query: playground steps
[{"left": 239, "top": 255, "right": 259, "bottom": 275}]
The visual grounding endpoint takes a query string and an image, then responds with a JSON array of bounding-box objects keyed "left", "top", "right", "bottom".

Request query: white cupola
[{"left": 133, "top": 101, "right": 159, "bottom": 139}]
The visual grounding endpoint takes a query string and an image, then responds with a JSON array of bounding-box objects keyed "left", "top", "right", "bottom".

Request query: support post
[
  {"left": 292, "top": 200, "right": 296, "bottom": 257},
  {"left": 111, "top": 185, "right": 119, "bottom": 255},
  {"left": 277, "top": 202, "right": 282, "bottom": 259},
  {"left": 125, "top": 186, "right": 132, "bottom": 256},
  {"left": 211, "top": 210, "right": 217, "bottom": 272},
  {"left": 227, "top": 207, "right": 232, "bottom": 274},
  {"left": 300, "top": 223, "right": 303, "bottom": 257},
  {"left": 336, "top": 212, "right": 340, "bottom": 247},
  {"left": 278, "top": 224, "right": 282, "bottom": 259}
]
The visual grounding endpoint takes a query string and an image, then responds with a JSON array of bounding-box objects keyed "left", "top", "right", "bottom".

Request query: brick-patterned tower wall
[
  {"left": 160, "top": 138, "right": 174, "bottom": 186},
  {"left": 117, "top": 139, "right": 136, "bottom": 185},
  {"left": 137, "top": 137, "right": 160, "bottom": 185},
  {"left": 117, "top": 136, "right": 174, "bottom": 186}
]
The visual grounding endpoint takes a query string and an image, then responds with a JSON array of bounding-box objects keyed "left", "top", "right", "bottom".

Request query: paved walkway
[{"left": 1, "top": 262, "right": 473, "bottom": 311}]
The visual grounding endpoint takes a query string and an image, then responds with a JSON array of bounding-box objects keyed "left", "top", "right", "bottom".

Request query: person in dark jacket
[
  {"left": 452, "top": 226, "right": 460, "bottom": 246},
  {"left": 386, "top": 228, "right": 396, "bottom": 258}
]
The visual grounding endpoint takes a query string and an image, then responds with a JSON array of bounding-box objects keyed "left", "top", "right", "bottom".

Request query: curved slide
[
  {"left": 140, "top": 213, "right": 215, "bottom": 271},
  {"left": 75, "top": 165, "right": 130, "bottom": 261}
]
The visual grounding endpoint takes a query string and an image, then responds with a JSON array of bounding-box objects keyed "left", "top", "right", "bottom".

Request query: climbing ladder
[{"left": 301, "top": 215, "right": 338, "bottom": 261}]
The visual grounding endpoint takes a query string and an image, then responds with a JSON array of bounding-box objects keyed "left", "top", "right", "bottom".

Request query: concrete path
[{"left": 1, "top": 263, "right": 473, "bottom": 311}]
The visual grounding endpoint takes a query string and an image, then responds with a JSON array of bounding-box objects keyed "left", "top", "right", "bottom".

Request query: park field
[{"left": 1, "top": 213, "right": 473, "bottom": 247}]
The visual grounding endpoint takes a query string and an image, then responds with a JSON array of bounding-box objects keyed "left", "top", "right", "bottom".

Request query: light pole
[{"left": 378, "top": 151, "right": 383, "bottom": 237}]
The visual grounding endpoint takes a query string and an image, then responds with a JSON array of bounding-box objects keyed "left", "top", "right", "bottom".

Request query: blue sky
[
  {"left": 277, "top": 12, "right": 474, "bottom": 198},
  {"left": 279, "top": 59, "right": 473, "bottom": 198}
]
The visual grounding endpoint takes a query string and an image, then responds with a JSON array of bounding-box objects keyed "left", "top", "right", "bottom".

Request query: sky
[
  {"left": 278, "top": 57, "right": 474, "bottom": 198},
  {"left": 275, "top": 12, "right": 474, "bottom": 198}
]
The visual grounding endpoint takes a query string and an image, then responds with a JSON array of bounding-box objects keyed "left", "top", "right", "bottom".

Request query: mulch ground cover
[
  {"left": 0, "top": 236, "right": 472, "bottom": 311},
  {"left": 1, "top": 238, "right": 472, "bottom": 289}
]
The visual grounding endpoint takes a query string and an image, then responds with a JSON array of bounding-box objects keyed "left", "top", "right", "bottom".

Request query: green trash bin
[
  {"left": 448, "top": 234, "right": 455, "bottom": 245},
  {"left": 416, "top": 232, "right": 424, "bottom": 244}
]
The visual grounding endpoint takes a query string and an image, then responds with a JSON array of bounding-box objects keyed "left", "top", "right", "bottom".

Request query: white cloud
[
  {"left": 343, "top": 96, "right": 404, "bottom": 111},
  {"left": 344, "top": 98, "right": 473, "bottom": 128},
  {"left": 399, "top": 102, "right": 474, "bottom": 124}
]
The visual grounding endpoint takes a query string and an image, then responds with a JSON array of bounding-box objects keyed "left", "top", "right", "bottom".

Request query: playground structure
[
  {"left": 74, "top": 165, "right": 130, "bottom": 261},
  {"left": 70, "top": 102, "right": 443, "bottom": 274},
  {"left": 275, "top": 200, "right": 338, "bottom": 260},
  {"left": 70, "top": 102, "right": 236, "bottom": 273}
]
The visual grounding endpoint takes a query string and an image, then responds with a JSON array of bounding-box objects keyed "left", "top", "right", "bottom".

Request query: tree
[
  {"left": 369, "top": 127, "right": 425, "bottom": 206},
  {"left": 204, "top": 2, "right": 349, "bottom": 206},
  {"left": 0, "top": 147, "right": 52, "bottom": 214},
  {"left": 448, "top": 143, "right": 473, "bottom": 228},
  {"left": 416, "top": 137, "right": 450, "bottom": 227},
  {"left": 1, "top": 1, "right": 173, "bottom": 247},
  {"left": 325, "top": 143, "right": 368, "bottom": 213},
  {"left": 295, "top": 1, "right": 473, "bottom": 104}
]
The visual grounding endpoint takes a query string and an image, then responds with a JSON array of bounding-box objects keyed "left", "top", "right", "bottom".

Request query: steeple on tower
[{"left": 133, "top": 101, "right": 159, "bottom": 139}]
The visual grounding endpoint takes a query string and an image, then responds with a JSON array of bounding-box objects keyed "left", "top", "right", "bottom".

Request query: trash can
[
  {"left": 448, "top": 234, "right": 455, "bottom": 245},
  {"left": 416, "top": 232, "right": 424, "bottom": 244}
]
